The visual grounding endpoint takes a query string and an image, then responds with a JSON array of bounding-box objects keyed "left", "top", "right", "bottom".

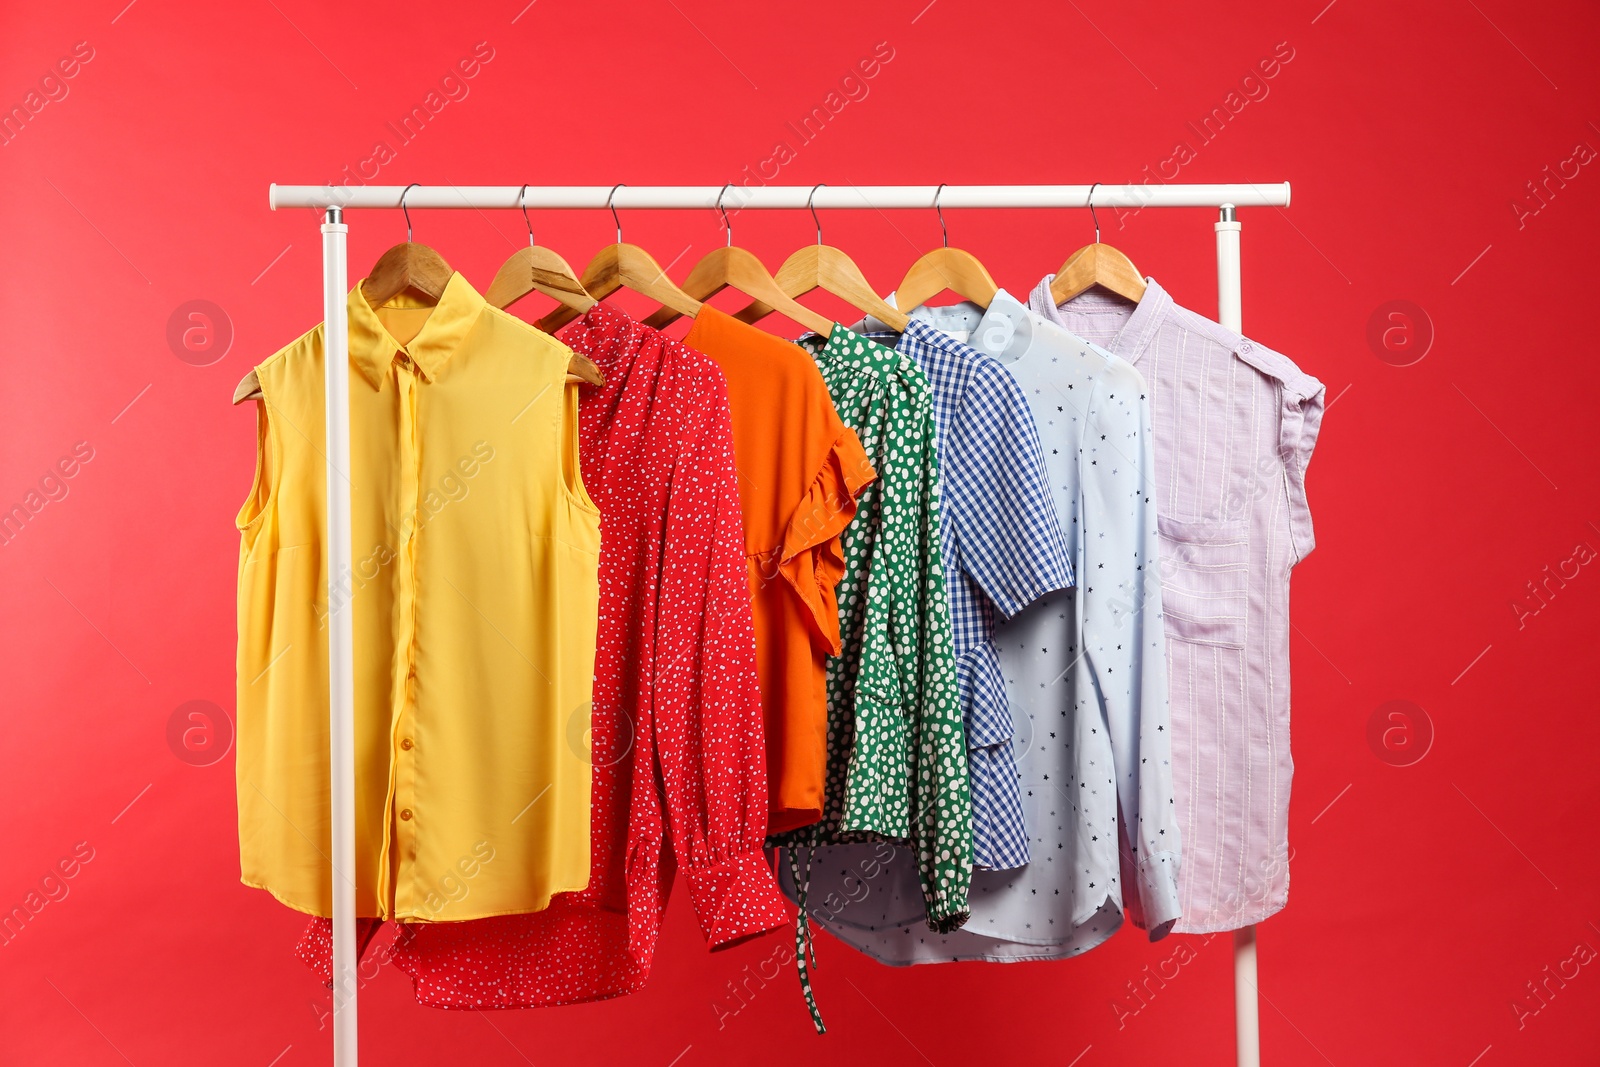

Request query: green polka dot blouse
[{"left": 772, "top": 324, "right": 972, "bottom": 932}]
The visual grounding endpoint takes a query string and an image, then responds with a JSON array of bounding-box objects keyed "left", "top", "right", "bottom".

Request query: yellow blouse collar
[{"left": 345, "top": 271, "right": 486, "bottom": 388}]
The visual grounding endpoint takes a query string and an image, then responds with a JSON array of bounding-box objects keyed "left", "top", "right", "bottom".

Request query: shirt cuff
[
  {"left": 684, "top": 849, "right": 791, "bottom": 951},
  {"left": 1281, "top": 386, "right": 1325, "bottom": 565},
  {"left": 924, "top": 896, "right": 971, "bottom": 935},
  {"left": 1131, "top": 849, "right": 1182, "bottom": 941}
]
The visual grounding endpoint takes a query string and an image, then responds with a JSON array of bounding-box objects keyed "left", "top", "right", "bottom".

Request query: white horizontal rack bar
[{"left": 270, "top": 182, "right": 1290, "bottom": 211}]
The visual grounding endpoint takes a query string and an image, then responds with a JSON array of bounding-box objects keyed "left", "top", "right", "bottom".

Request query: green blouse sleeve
[
  {"left": 797, "top": 326, "right": 971, "bottom": 934},
  {"left": 901, "top": 375, "right": 971, "bottom": 932},
  {"left": 837, "top": 363, "right": 971, "bottom": 931}
]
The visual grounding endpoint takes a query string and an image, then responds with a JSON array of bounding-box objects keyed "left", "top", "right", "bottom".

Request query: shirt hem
[
  {"left": 413, "top": 976, "right": 649, "bottom": 1011},
  {"left": 768, "top": 806, "right": 824, "bottom": 835},
  {"left": 1170, "top": 895, "right": 1287, "bottom": 934},
  {"left": 242, "top": 874, "right": 593, "bottom": 923},
  {"left": 822, "top": 911, "right": 1123, "bottom": 965}
]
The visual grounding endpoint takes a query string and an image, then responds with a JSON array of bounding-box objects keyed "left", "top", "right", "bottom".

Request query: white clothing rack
[{"left": 267, "top": 182, "right": 1289, "bottom": 1067}]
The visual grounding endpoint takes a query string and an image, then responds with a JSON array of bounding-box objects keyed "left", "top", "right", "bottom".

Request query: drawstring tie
[{"left": 787, "top": 840, "right": 826, "bottom": 1033}]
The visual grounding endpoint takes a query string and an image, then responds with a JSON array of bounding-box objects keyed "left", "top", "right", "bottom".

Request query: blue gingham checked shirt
[{"left": 856, "top": 314, "right": 1075, "bottom": 869}]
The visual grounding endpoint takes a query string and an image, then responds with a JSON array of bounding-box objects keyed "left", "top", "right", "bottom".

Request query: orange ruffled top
[{"left": 683, "top": 306, "right": 876, "bottom": 833}]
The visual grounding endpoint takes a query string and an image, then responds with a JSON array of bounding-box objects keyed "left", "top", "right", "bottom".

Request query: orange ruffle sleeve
[
  {"left": 683, "top": 308, "right": 877, "bottom": 833},
  {"left": 777, "top": 425, "right": 875, "bottom": 656}
]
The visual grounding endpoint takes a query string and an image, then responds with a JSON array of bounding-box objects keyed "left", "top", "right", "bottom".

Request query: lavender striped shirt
[{"left": 1029, "top": 277, "right": 1324, "bottom": 933}]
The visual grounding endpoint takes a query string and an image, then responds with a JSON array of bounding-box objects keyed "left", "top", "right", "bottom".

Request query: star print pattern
[
  {"left": 777, "top": 292, "right": 1182, "bottom": 964},
  {"left": 295, "top": 303, "right": 790, "bottom": 1007},
  {"left": 1029, "top": 277, "right": 1324, "bottom": 934}
]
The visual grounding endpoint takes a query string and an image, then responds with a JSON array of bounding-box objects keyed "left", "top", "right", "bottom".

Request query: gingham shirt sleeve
[{"left": 946, "top": 359, "right": 1075, "bottom": 617}]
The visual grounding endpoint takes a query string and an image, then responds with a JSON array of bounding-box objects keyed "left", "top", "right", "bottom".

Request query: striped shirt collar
[{"left": 1030, "top": 273, "right": 1171, "bottom": 365}]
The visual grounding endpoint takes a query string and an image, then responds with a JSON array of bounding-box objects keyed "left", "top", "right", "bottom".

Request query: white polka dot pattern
[{"left": 771, "top": 324, "right": 972, "bottom": 933}]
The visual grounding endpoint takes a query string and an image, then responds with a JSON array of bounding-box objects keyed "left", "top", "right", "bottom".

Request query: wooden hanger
[
  {"left": 485, "top": 186, "right": 604, "bottom": 386},
  {"left": 893, "top": 184, "right": 998, "bottom": 313},
  {"left": 234, "top": 184, "right": 455, "bottom": 405},
  {"left": 233, "top": 370, "right": 265, "bottom": 405},
  {"left": 235, "top": 187, "right": 604, "bottom": 404},
  {"left": 1048, "top": 184, "right": 1146, "bottom": 306},
  {"left": 734, "top": 184, "right": 908, "bottom": 333},
  {"left": 358, "top": 245, "right": 453, "bottom": 309},
  {"left": 642, "top": 185, "right": 833, "bottom": 336},
  {"left": 537, "top": 184, "right": 702, "bottom": 334}
]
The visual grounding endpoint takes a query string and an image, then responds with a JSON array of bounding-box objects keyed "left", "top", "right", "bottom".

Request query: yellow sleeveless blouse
[{"left": 235, "top": 273, "right": 599, "bottom": 921}]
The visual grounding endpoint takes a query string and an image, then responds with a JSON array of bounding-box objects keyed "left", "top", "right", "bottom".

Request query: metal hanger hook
[
  {"left": 518, "top": 184, "right": 535, "bottom": 247},
  {"left": 808, "top": 183, "right": 827, "bottom": 245},
  {"left": 400, "top": 182, "right": 421, "bottom": 243},
  {"left": 934, "top": 183, "right": 949, "bottom": 248},
  {"left": 1087, "top": 182, "right": 1101, "bottom": 245},
  {"left": 716, "top": 183, "right": 733, "bottom": 247},
  {"left": 607, "top": 183, "right": 627, "bottom": 245}
]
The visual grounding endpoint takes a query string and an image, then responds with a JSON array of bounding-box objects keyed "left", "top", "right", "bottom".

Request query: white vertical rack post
[
  {"left": 270, "top": 183, "right": 1289, "bottom": 1067},
  {"left": 1214, "top": 204, "right": 1260, "bottom": 1067},
  {"left": 319, "top": 207, "right": 359, "bottom": 1067}
]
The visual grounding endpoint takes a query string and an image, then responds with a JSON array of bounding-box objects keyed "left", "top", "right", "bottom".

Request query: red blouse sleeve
[{"left": 656, "top": 366, "right": 790, "bottom": 950}]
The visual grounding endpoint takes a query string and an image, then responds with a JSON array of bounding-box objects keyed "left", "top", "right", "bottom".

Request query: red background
[{"left": 2, "top": 1, "right": 1597, "bottom": 1064}]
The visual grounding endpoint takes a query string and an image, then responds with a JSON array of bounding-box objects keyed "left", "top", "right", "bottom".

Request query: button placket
[{"left": 381, "top": 352, "right": 424, "bottom": 917}]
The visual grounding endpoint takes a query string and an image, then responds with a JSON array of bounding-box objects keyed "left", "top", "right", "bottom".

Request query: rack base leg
[{"left": 1234, "top": 926, "right": 1260, "bottom": 1066}]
